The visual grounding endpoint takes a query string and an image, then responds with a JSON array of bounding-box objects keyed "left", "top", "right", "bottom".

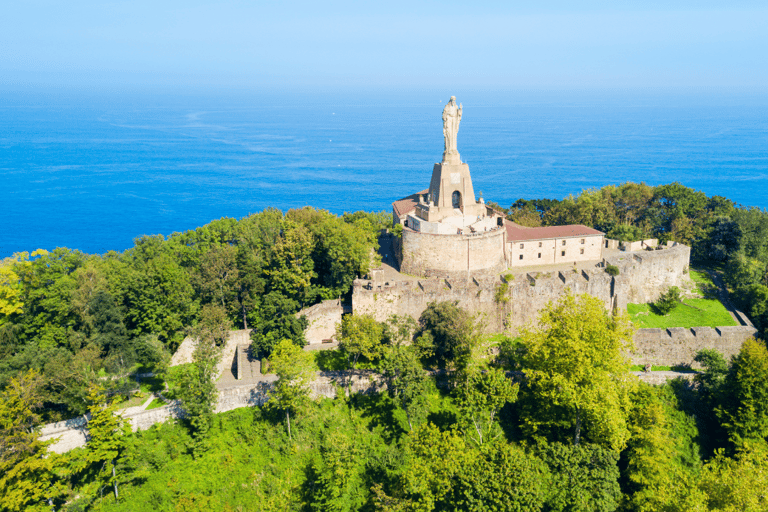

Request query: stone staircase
[{"left": 235, "top": 344, "right": 261, "bottom": 382}]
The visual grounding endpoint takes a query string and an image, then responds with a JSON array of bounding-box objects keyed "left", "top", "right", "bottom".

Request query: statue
[{"left": 442, "top": 96, "right": 462, "bottom": 164}]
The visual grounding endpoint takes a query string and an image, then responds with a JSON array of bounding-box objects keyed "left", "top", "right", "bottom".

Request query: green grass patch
[
  {"left": 628, "top": 298, "right": 736, "bottom": 329},
  {"left": 145, "top": 397, "right": 167, "bottom": 410},
  {"left": 689, "top": 269, "right": 713, "bottom": 286},
  {"left": 629, "top": 364, "right": 698, "bottom": 373}
]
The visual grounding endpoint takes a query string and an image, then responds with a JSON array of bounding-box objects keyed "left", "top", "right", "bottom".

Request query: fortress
[{"left": 391, "top": 96, "right": 606, "bottom": 279}]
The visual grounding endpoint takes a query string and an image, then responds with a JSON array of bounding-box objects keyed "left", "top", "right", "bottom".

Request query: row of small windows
[
  {"left": 518, "top": 248, "right": 586, "bottom": 260},
  {"left": 518, "top": 239, "right": 586, "bottom": 250}
]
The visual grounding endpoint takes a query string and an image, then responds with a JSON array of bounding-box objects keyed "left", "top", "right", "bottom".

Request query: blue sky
[{"left": 2, "top": 0, "right": 767, "bottom": 92}]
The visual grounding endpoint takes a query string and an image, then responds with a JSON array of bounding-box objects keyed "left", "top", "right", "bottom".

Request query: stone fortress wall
[
  {"left": 399, "top": 226, "right": 507, "bottom": 279},
  {"left": 356, "top": 243, "right": 693, "bottom": 333},
  {"left": 633, "top": 325, "right": 756, "bottom": 368},
  {"left": 41, "top": 372, "right": 383, "bottom": 454}
]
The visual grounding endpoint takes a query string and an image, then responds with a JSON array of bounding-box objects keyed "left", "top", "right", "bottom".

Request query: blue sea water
[{"left": 1, "top": 89, "right": 767, "bottom": 257}]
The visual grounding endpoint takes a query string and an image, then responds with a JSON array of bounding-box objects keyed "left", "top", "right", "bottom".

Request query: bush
[
  {"left": 605, "top": 265, "right": 620, "bottom": 276},
  {"left": 654, "top": 286, "right": 682, "bottom": 315}
]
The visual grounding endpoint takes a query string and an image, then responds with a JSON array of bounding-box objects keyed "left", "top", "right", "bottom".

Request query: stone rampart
[
  {"left": 355, "top": 244, "right": 691, "bottom": 333},
  {"left": 41, "top": 372, "right": 383, "bottom": 454},
  {"left": 297, "top": 299, "right": 343, "bottom": 345},
  {"left": 632, "top": 325, "right": 756, "bottom": 368},
  {"left": 400, "top": 227, "right": 507, "bottom": 279}
]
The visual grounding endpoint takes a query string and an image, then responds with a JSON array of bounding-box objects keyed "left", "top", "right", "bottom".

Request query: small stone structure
[
  {"left": 170, "top": 329, "right": 252, "bottom": 380},
  {"left": 295, "top": 298, "right": 343, "bottom": 345}
]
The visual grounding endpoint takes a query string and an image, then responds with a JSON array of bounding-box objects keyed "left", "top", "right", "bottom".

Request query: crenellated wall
[
  {"left": 355, "top": 244, "right": 691, "bottom": 333},
  {"left": 632, "top": 325, "right": 756, "bottom": 368}
]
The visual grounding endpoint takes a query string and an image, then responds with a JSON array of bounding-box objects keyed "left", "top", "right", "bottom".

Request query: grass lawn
[
  {"left": 628, "top": 268, "right": 738, "bottom": 329},
  {"left": 628, "top": 298, "right": 737, "bottom": 329}
]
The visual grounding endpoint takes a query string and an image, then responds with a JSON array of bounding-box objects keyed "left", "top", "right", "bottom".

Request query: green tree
[
  {"left": 622, "top": 384, "right": 706, "bottom": 512},
  {"left": 0, "top": 370, "right": 60, "bottom": 511},
  {"left": 337, "top": 314, "right": 384, "bottom": 369},
  {"left": 384, "top": 423, "right": 474, "bottom": 511},
  {"left": 176, "top": 305, "right": 226, "bottom": 457},
  {"left": 699, "top": 441, "right": 768, "bottom": 512},
  {"left": 717, "top": 338, "right": 768, "bottom": 445},
  {"left": 453, "top": 441, "right": 550, "bottom": 512},
  {"left": 653, "top": 286, "right": 682, "bottom": 315},
  {"left": 75, "top": 385, "right": 131, "bottom": 503},
  {"left": 267, "top": 338, "right": 316, "bottom": 439},
  {"left": 380, "top": 345, "right": 429, "bottom": 431},
  {"left": 455, "top": 368, "right": 518, "bottom": 446},
  {"left": 519, "top": 292, "right": 636, "bottom": 450},
  {"left": 724, "top": 252, "right": 765, "bottom": 290},
  {"left": 197, "top": 244, "right": 239, "bottom": 310},
  {"left": 538, "top": 442, "right": 622, "bottom": 512},
  {"left": 417, "top": 301, "right": 484, "bottom": 380}
]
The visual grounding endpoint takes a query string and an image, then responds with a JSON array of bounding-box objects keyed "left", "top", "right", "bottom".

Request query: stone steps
[{"left": 235, "top": 344, "right": 261, "bottom": 381}]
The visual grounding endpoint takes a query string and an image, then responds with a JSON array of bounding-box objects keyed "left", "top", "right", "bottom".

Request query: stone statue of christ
[{"left": 442, "top": 96, "right": 462, "bottom": 163}]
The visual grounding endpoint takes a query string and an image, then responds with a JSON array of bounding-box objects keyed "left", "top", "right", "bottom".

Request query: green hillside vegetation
[
  {"left": 0, "top": 208, "right": 389, "bottom": 422},
  {"left": 4, "top": 182, "right": 768, "bottom": 510},
  {"left": 3, "top": 293, "right": 767, "bottom": 511}
]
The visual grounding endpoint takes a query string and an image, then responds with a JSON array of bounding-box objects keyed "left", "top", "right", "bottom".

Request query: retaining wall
[
  {"left": 632, "top": 325, "right": 756, "bottom": 368},
  {"left": 40, "top": 372, "right": 383, "bottom": 454}
]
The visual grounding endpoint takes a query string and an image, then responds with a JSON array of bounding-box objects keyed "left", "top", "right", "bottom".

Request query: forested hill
[
  {"left": 0, "top": 207, "right": 389, "bottom": 420},
  {"left": 3, "top": 184, "right": 768, "bottom": 511}
]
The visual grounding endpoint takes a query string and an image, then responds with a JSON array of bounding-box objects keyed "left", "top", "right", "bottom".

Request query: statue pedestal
[{"left": 442, "top": 150, "right": 462, "bottom": 165}]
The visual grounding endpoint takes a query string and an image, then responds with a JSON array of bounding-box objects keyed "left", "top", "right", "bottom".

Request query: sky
[{"left": 1, "top": 0, "right": 767, "bottom": 92}]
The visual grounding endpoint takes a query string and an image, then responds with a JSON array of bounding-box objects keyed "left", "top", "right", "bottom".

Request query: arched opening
[{"left": 452, "top": 190, "right": 462, "bottom": 209}]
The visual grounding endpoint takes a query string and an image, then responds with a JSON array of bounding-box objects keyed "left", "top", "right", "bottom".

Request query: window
[
  {"left": 538, "top": 253, "right": 541, "bottom": 258},
  {"left": 580, "top": 248, "right": 584, "bottom": 255},
  {"left": 562, "top": 240, "right": 566, "bottom": 246},
  {"left": 519, "top": 243, "right": 524, "bottom": 249},
  {"left": 519, "top": 255, "right": 523, "bottom": 260},
  {"left": 581, "top": 238, "right": 585, "bottom": 244},
  {"left": 538, "top": 242, "right": 542, "bottom": 247},
  {"left": 561, "top": 251, "right": 566, "bottom": 256}
]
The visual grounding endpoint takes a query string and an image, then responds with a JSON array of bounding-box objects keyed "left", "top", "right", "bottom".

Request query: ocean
[{"left": 1, "top": 88, "right": 767, "bottom": 257}]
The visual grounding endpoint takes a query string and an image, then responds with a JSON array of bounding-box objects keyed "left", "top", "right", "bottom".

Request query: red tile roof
[
  {"left": 392, "top": 189, "right": 429, "bottom": 218},
  {"left": 505, "top": 221, "right": 604, "bottom": 241}
]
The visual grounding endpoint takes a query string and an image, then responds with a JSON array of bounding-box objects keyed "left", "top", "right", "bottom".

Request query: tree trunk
[
  {"left": 112, "top": 463, "right": 118, "bottom": 499},
  {"left": 286, "top": 409, "right": 292, "bottom": 440},
  {"left": 574, "top": 408, "right": 581, "bottom": 447}
]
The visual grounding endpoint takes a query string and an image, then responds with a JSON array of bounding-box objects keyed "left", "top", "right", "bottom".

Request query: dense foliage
[
  {"left": 0, "top": 208, "right": 388, "bottom": 420},
  {"left": 3, "top": 292, "right": 766, "bottom": 511}
]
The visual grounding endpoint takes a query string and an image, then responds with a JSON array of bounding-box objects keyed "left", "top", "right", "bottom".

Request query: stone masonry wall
[
  {"left": 296, "top": 299, "right": 343, "bottom": 345},
  {"left": 41, "top": 372, "right": 383, "bottom": 454},
  {"left": 400, "top": 227, "right": 506, "bottom": 279},
  {"left": 356, "top": 244, "right": 691, "bottom": 334},
  {"left": 632, "top": 325, "right": 756, "bottom": 368}
]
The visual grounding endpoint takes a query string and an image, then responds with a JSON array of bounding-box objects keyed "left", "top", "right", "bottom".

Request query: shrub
[
  {"left": 605, "top": 265, "right": 620, "bottom": 276},
  {"left": 654, "top": 286, "right": 681, "bottom": 315}
]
